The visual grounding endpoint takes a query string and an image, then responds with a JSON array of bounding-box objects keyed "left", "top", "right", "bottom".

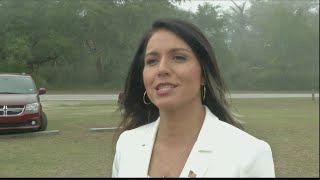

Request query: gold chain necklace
[{"left": 153, "top": 135, "right": 197, "bottom": 178}]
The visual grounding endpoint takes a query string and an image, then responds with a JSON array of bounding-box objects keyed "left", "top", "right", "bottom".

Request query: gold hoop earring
[
  {"left": 143, "top": 91, "right": 151, "bottom": 105},
  {"left": 202, "top": 85, "right": 206, "bottom": 101}
]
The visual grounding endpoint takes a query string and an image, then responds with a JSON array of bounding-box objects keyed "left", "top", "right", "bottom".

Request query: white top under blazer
[{"left": 112, "top": 106, "right": 275, "bottom": 178}]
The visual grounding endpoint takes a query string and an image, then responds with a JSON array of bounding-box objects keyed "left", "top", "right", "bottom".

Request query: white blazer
[{"left": 112, "top": 106, "right": 275, "bottom": 178}]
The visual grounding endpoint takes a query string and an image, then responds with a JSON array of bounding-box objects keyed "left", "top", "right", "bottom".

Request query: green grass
[
  {"left": 0, "top": 100, "right": 121, "bottom": 178},
  {"left": 231, "top": 98, "right": 319, "bottom": 177},
  {"left": 0, "top": 98, "right": 318, "bottom": 177}
]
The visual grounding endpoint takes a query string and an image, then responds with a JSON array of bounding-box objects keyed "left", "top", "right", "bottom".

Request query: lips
[
  {"left": 156, "top": 83, "right": 177, "bottom": 90},
  {"left": 155, "top": 83, "right": 177, "bottom": 95}
]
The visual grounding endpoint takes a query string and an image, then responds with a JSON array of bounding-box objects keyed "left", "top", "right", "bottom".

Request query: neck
[{"left": 156, "top": 102, "right": 205, "bottom": 146}]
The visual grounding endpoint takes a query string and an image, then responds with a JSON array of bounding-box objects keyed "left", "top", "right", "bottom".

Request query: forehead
[{"left": 146, "top": 29, "right": 192, "bottom": 51}]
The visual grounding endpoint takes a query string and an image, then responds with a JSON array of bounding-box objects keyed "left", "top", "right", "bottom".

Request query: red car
[{"left": 0, "top": 73, "right": 47, "bottom": 133}]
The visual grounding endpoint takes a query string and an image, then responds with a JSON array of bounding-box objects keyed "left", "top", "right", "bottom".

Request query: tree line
[{"left": 0, "top": 0, "right": 318, "bottom": 91}]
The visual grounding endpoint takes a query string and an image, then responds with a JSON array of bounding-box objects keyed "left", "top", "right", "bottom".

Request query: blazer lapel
[
  {"left": 180, "top": 145, "right": 213, "bottom": 178},
  {"left": 130, "top": 106, "right": 220, "bottom": 177},
  {"left": 134, "top": 118, "right": 160, "bottom": 177},
  {"left": 180, "top": 106, "right": 218, "bottom": 178}
]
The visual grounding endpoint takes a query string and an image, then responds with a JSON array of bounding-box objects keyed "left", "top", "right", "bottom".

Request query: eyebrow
[{"left": 145, "top": 48, "right": 191, "bottom": 57}]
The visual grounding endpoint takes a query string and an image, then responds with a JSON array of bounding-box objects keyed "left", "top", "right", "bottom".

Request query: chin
[{"left": 154, "top": 101, "right": 178, "bottom": 111}]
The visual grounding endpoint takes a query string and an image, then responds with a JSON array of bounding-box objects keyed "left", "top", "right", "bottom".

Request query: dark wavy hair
[{"left": 114, "top": 18, "right": 243, "bottom": 142}]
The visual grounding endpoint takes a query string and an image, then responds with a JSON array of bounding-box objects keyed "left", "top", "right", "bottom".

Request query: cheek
[
  {"left": 182, "top": 66, "right": 202, "bottom": 86},
  {"left": 143, "top": 68, "right": 153, "bottom": 89}
]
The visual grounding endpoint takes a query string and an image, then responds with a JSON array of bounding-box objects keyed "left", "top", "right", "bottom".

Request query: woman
[{"left": 112, "top": 18, "right": 275, "bottom": 178}]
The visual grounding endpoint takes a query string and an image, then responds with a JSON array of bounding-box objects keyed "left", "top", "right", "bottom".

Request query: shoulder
[
  {"left": 204, "top": 106, "right": 271, "bottom": 154},
  {"left": 217, "top": 116, "right": 270, "bottom": 151},
  {"left": 116, "top": 121, "right": 157, "bottom": 149},
  {"left": 203, "top": 107, "right": 275, "bottom": 177},
  {"left": 217, "top": 119, "right": 263, "bottom": 145},
  {"left": 214, "top": 121, "right": 275, "bottom": 177},
  {"left": 120, "top": 121, "right": 156, "bottom": 138}
]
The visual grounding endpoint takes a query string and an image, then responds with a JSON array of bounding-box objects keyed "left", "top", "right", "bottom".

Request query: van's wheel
[{"left": 38, "top": 112, "right": 48, "bottom": 131}]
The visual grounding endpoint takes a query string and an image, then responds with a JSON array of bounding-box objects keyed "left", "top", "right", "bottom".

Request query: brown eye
[
  {"left": 145, "top": 59, "right": 158, "bottom": 66},
  {"left": 173, "top": 56, "right": 186, "bottom": 62}
]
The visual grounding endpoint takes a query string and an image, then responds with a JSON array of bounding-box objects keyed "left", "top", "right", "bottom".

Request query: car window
[{"left": 0, "top": 76, "right": 36, "bottom": 94}]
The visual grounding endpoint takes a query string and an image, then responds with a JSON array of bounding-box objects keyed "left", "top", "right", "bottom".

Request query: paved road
[{"left": 40, "top": 93, "right": 319, "bottom": 101}]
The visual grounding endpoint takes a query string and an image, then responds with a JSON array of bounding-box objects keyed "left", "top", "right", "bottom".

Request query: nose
[{"left": 157, "top": 57, "right": 170, "bottom": 77}]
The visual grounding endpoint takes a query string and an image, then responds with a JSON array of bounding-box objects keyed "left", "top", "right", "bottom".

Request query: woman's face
[{"left": 143, "top": 29, "right": 204, "bottom": 111}]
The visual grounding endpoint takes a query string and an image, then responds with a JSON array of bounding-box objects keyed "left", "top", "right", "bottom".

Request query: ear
[{"left": 201, "top": 76, "right": 206, "bottom": 86}]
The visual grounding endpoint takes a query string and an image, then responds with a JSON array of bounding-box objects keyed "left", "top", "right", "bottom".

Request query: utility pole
[{"left": 312, "top": 58, "right": 318, "bottom": 101}]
